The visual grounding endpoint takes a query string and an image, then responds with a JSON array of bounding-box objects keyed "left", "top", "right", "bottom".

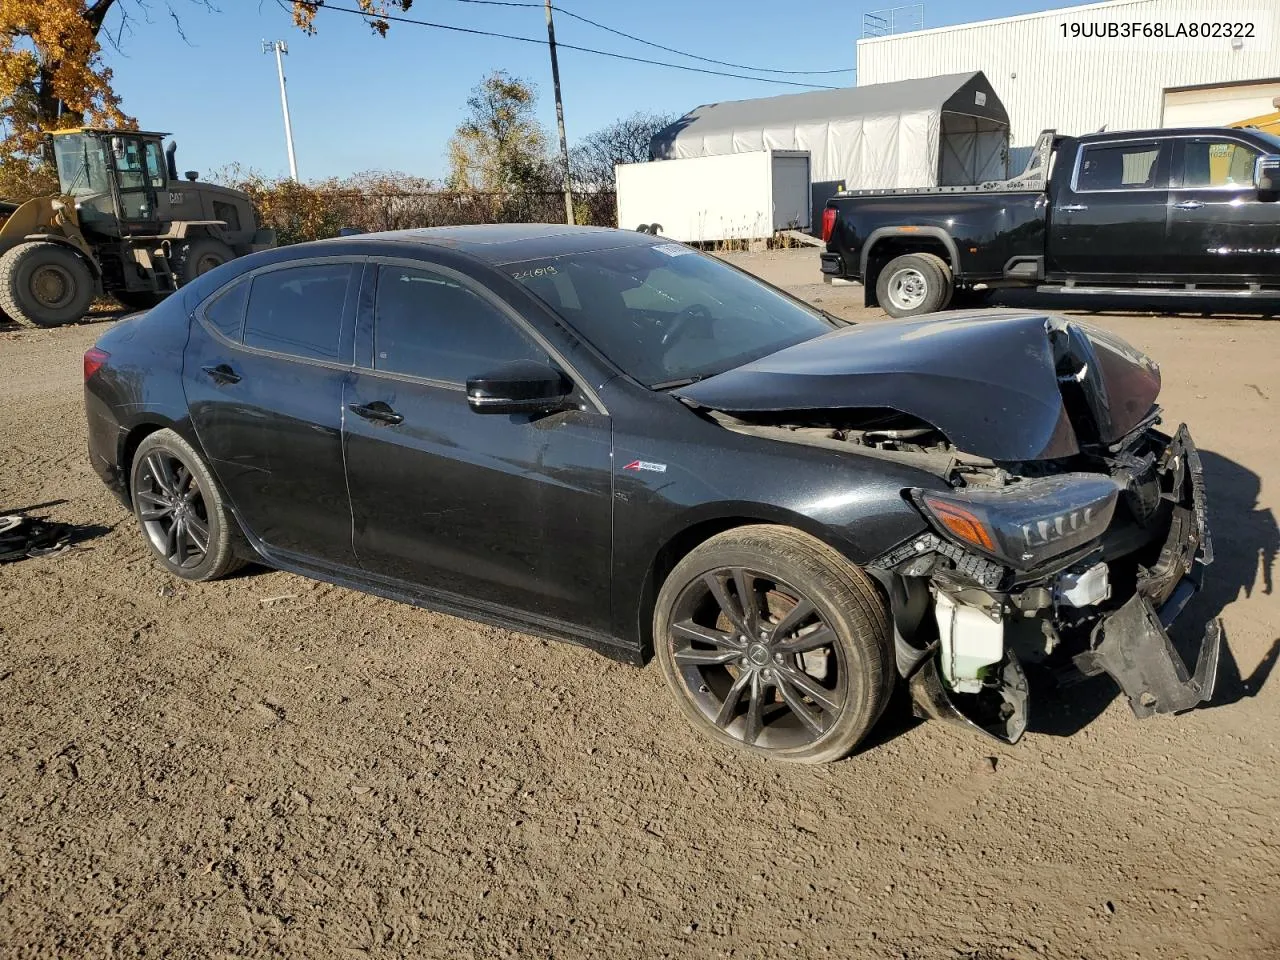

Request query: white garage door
[{"left": 1162, "top": 81, "right": 1280, "bottom": 128}]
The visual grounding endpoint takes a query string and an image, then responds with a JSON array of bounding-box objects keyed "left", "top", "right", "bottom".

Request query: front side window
[
  {"left": 1178, "top": 140, "right": 1259, "bottom": 188},
  {"left": 372, "top": 265, "right": 546, "bottom": 382},
  {"left": 243, "top": 263, "right": 355, "bottom": 362},
  {"left": 509, "top": 242, "right": 834, "bottom": 387},
  {"left": 1077, "top": 143, "right": 1162, "bottom": 191}
]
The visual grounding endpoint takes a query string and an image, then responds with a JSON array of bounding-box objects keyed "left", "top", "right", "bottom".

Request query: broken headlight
[{"left": 910, "top": 474, "right": 1119, "bottom": 571}]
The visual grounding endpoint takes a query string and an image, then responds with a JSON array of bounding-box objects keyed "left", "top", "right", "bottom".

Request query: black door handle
[
  {"left": 348, "top": 401, "right": 404, "bottom": 426},
  {"left": 202, "top": 363, "right": 240, "bottom": 385}
]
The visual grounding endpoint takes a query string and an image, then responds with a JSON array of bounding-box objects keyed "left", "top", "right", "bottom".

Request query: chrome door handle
[
  {"left": 1175, "top": 200, "right": 1204, "bottom": 210},
  {"left": 348, "top": 401, "right": 404, "bottom": 426},
  {"left": 201, "top": 363, "right": 240, "bottom": 385},
  {"left": 1059, "top": 204, "right": 1088, "bottom": 212}
]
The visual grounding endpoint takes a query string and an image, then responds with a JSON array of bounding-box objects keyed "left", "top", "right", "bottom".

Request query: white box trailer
[{"left": 615, "top": 150, "right": 811, "bottom": 243}]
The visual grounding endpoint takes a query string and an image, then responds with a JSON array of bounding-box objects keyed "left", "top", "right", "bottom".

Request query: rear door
[
  {"left": 1166, "top": 135, "right": 1278, "bottom": 279},
  {"left": 183, "top": 258, "right": 362, "bottom": 566},
  {"left": 1049, "top": 138, "right": 1171, "bottom": 278},
  {"left": 342, "top": 259, "right": 614, "bottom": 631}
]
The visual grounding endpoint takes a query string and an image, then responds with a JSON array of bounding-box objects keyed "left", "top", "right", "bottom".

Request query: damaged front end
[{"left": 870, "top": 423, "right": 1220, "bottom": 743}]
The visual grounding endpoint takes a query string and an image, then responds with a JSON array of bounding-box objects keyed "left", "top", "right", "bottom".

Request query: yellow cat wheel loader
[{"left": 0, "top": 129, "right": 274, "bottom": 328}]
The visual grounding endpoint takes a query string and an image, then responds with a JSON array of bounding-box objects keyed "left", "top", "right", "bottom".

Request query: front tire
[
  {"left": 654, "top": 525, "right": 893, "bottom": 764},
  {"left": 130, "top": 429, "right": 244, "bottom": 581},
  {"left": 0, "top": 241, "right": 95, "bottom": 328},
  {"left": 876, "top": 252, "right": 953, "bottom": 318}
]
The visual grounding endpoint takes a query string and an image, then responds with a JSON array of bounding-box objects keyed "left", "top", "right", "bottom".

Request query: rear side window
[
  {"left": 204, "top": 281, "right": 248, "bottom": 341},
  {"left": 243, "top": 263, "right": 355, "bottom": 362},
  {"left": 1076, "top": 143, "right": 1162, "bottom": 191},
  {"left": 372, "top": 265, "right": 546, "bottom": 382}
]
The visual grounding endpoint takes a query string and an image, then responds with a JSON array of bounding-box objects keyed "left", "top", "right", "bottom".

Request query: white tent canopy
[{"left": 650, "top": 72, "right": 1011, "bottom": 226}]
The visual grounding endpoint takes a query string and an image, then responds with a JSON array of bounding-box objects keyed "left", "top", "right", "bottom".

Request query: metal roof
[{"left": 650, "top": 72, "right": 1007, "bottom": 158}]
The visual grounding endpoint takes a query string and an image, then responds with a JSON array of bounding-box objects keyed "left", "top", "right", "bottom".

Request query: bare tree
[{"left": 570, "top": 112, "right": 676, "bottom": 191}]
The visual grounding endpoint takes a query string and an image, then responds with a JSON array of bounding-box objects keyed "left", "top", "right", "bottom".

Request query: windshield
[
  {"left": 52, "top": 134, "right": 111, "bottom": 198},
  {"left": 1254, "top": 131, "right": 1280, "bottom": 153},
  {"left": 507, "top": 242, "right": 834, "bottom": 387}
]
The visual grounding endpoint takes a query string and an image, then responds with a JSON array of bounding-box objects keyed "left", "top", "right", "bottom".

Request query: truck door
[
  {"left": 1048, "top": 138, "right": 1171, "bottom": 279},
  {"left": 110, "top": 135, "right": 166, "bottom": 234},
  {"left": 1166, "top": 135, "right": 1277, "bottom": 279}
]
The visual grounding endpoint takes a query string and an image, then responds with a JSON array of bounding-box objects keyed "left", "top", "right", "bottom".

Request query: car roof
[{"left": 326, "top": 224, "right": 661, "bottom": 265}]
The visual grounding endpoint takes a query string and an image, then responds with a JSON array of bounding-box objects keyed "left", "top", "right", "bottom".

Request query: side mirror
[
  {"left": 1256, "top": 155, "right": 1279, "bottom": 195},
  {"left": 466, "top": 360, "right": 574, "bottom": 415}
]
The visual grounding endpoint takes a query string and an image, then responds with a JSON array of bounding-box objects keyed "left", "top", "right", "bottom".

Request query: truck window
[
  {"left": 1076, "top": 143, "right": 1161, "bottom": 191},
  {"left": 1177, "top": 140, "right": 1259, "bottom": 189}
]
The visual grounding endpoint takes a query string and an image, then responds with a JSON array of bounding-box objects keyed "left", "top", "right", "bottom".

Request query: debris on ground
[{"left": 0, "top": 514, "right": 72, "bottom": 563}]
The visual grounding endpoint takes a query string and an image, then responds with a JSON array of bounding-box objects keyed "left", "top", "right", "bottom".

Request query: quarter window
[
  {"left": 1077, "top": 143, "right": 1162, "bottom": 191},
  {"left": 243, "top": 263, "right": 355, "bottom": 362},
  {"left": 204, "top": 281, "right": 248, "bottom": 341},
  {"left": 372, "top": 265, "right": 546, "bottom": 381},
  {"left": 1178, "top": 140, "right": 1258, "bottom": 188}
]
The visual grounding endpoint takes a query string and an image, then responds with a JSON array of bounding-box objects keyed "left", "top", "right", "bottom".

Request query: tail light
[
  {"left": 83, "top": 347, "right": 109, "bottom": 381},
  {"left": 821, "top": 207, "right": 837, "bottom": 243}
]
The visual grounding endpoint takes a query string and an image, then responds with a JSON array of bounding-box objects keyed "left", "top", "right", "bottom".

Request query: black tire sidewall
[
  {"left": 129, "top": 429, "right": 236, "bottom": 581},
  {"left": 654, "top": 527, "right": 891, "bottom": 764},
  {"left": 177, "top": 238, "right": 234, "bottom": 286},
  {"left": 0, "top": 242, "right": 95, "bottom": 327}
]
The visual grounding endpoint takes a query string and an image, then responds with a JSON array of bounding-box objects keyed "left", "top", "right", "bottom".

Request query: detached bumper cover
[{"left": 1075, "top": 424, "right": 1222, "bottom": 717}]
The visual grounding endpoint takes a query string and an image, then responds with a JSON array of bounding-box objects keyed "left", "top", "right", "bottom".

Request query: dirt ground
[{"left": 2, "top": 248, "right": 1278, "bottom": 959}]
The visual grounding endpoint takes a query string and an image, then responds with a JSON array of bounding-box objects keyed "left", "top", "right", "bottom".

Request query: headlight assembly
[{"left": 911, "top": 473, "right": 1120, "bottom": 571}]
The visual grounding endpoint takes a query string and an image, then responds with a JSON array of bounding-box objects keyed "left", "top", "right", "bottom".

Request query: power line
[
  {"left": 289, "top": 1, "right": 843, "bottom": 88},
  {"left": 551, "top": 6, "right": 855, "bottom": 76}
]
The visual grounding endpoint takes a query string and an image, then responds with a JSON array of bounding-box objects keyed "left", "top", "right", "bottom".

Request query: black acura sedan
[{"left": 84, "top": 225, "right": 1221, "bottom": 762}]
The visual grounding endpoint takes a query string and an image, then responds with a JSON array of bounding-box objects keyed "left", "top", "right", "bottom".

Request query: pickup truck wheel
[{"left": 876, "top": 253, "right": 952, "bottom": 318}]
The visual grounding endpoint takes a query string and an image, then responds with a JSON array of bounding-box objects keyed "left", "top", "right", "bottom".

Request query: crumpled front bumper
[{"left": 1073, "top": 424, "right": 1222, "bottom": 718}]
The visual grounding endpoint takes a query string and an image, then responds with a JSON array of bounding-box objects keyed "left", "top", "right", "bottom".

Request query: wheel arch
[
  {"left": 633, "top": 505, "right": 867, "bottom": 659},
  {"left": 861, "top": 229, "right": 958, "bottom": 307},
  {"left": 117, "top": 416, "right": 201, "bottom": 504}
]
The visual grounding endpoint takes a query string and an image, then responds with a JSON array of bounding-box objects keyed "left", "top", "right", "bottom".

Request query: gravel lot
[{"left": 2, "top": 249, "right": 1278, "bottom": 959}]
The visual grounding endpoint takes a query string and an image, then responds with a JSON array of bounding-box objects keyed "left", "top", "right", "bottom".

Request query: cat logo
[{"left": 167, "top": 191, "right": 185, "bottom": 205}]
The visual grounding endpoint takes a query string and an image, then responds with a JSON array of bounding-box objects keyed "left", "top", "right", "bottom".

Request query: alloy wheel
[
  {"left": 667, "top": 567, "right": 847, "bottom": 750},
  {"left": 135, "top": 452, "right": 211, "bottom": 569}
]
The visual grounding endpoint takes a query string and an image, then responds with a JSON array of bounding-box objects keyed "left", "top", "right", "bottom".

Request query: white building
[{"left": 856, "top": 0, "right": 1280, "bottom": 165}]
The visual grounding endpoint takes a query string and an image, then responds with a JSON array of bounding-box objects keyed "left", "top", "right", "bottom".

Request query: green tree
[{"left": 447, "top": 71, "right": 553, "bottom": 193}]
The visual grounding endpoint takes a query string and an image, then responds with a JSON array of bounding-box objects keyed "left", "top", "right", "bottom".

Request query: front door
[
  {"left": 1049, "top": 138, "right": 1171, "bottom": 279},
  {"left": 1166, "top": 136, "right": 1280, "bottom": 279},
  {"left": 182, "top": 259, "right": 362, "bottom": 567},
  {"left": 111, "top": 136, "right": 167, "bottom": 233},
  {"left": 342, "top": 260, "right": 614, "bottom": 632}
]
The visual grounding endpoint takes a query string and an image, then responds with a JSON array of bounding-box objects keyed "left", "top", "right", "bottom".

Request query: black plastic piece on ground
[{"left": 0, "top": 514, "right": 73, "bottom": 563}]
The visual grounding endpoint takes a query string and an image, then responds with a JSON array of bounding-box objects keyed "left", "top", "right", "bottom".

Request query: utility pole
[
  {"left": 543, "top": 0, "right": 574, "bottom": 224},
  {"left": 262, "top": 40, "right": 299, "bottom": 181}
]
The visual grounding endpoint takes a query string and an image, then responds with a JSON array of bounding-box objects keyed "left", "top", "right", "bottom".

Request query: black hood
[{"left": 675, "top": 311, "right": 1161, "bottom": 462}]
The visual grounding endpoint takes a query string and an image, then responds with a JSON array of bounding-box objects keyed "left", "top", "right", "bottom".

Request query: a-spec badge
[{"left": 623, "top": 460, "right": 667, "bottom": 474}]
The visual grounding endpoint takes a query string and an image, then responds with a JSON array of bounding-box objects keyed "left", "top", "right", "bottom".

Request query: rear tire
[
  {"left": 0, "top": 241, "right": 95, "bottom": 328},
  {"left": 130, "top": 429, "right": 245, "bottom": 582},
  {"left": 654, "top": 525, "right": 893, "bottom": 764},
  {"left": 876, "top": 252, "right": 953, "bottom": 318},
  {"left": 176, "top": 237, "right": 234, "bottom": 286}
]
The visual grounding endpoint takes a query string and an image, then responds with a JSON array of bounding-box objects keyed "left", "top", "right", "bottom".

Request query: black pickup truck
[{"left": 820, "top": 126, "right": 1280, "bottom": 317}]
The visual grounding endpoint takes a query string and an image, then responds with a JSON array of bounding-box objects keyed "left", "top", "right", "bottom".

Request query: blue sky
[{"left": 105, "top": 0, "right": 1072, "bottom": 182}]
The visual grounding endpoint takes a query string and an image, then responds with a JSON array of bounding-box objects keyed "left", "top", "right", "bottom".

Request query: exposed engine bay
[{"left": 679, "top": 313, "right": 1221, "bottom": 741}]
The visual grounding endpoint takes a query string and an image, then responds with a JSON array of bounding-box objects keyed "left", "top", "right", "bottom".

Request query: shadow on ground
[{"left": 1027, "top": 447, "right": 1278, "bottom": 738}]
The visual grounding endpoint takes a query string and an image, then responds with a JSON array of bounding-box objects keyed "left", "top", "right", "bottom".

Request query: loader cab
[{"left": 49, "top": 129, "right": 171, "bottom": 237}]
